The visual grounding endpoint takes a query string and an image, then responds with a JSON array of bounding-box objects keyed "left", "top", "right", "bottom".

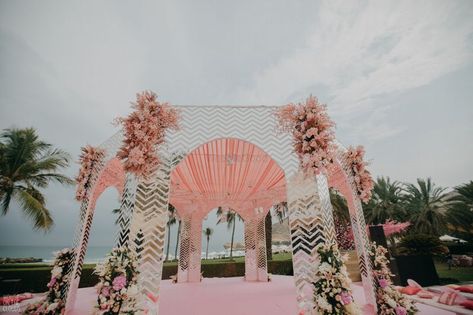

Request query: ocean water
[
  {"left": 0, "top": 246, "right": 253, "bottom": 263},
  {"left": 0, "top": 245, "right": 112, "bottom": 263}
]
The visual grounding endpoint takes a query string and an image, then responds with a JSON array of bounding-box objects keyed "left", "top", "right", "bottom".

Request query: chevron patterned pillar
[
  {"left": 255, "top": 215, "right": 268, "bottom": 282},
  {"left": 315, "top": 174, "right": 337, "bottom": 244},
  {"left": 348, "top": 196, "right": 377, "bottom": 309},
  {"left": 287, "top": 172, "right": 336, "bottom": 315},
  {"left": 244, "top": 217, "right": 257, "bottom": 281},
  {"left": 188, "top": 214, "right": 203, "bottom": 282},
  {"left": 128, "top": 159, "right": 171, "bottom": 315},
  {"left": 64, "top": 203, "right": 96, "bottom": 314},
  {"left": 177, "top": 215, "right": 192, "bottom": 283},
  {"left": 115, "top": 173, "right": 138, "bottom": 247}
]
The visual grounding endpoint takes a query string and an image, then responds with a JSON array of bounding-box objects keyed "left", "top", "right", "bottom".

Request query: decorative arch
[
  {"left": 169, "top": 137, "right": 287, "bottom": 283},
  {"left": 65, "top": 105, "right": 377, "bottom": 315},
  {"left": 64, "top": 157, "right": 126, "bottom": 313}
]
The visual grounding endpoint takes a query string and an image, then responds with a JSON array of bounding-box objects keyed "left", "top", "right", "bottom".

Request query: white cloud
[{"left": 235, "top": 0, "right": 473, "bottom": 140}]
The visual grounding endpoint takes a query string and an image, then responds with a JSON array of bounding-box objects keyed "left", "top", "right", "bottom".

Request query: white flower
[
  {"left": 128, "top": 285, "right": 138, "bottom": 296},
  {"left": 385, "top": 297, "right": 397, "bottom": 308},
  {"left": 51, "top": 266, "right": 63, "bottom": 277},
  {"left": 316, "top": 296, "right": 333, "bottom": 312},
  {"left": 47, "top": 302, "right": 58, "bottom": 311}
]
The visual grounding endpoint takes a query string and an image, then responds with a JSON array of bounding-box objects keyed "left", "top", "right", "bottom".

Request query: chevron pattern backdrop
[{"left": 165, "top": 106, "right": 299, "bottom": 178}]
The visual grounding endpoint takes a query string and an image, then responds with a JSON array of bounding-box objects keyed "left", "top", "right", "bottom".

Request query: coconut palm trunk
[
  {"left": 265, "top": 211, "right": 272, "bottom": 261},
  {"left": 206, "top": 234, "right": 210, "bottom": 259},
  {"left": 204, "top": 227, "right": 213, "bottom": 260},
  {"left": 165, "top": 222, "right": 172, "bottom": 261},
  {"left": 174, "top": 220, "right": 181, "bottom": 260},
  {"left": 230, "top": 219, "right": 236, "bottom": 259}
]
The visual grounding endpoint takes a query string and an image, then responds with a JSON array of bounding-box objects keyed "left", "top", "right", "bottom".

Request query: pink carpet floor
[
  {"left": 4, "top": 276, "right": 456, "bottom": 314},
  {"left": 69, "top": 276, "right": 454, "bottom": 315}
]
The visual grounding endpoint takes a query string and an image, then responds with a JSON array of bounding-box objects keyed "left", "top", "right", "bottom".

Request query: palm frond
[{"left": 14, "top": 188, "right": 53, "bottom": 231}]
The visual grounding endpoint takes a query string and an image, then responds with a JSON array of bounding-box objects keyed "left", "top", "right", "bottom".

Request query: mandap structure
[{"left": 63, "top": 93, "right": 378, "bottom": 315}]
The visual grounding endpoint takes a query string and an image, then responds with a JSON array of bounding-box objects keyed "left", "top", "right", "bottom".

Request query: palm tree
[
  {"left": 363, "top": 177, "right": 406, "bottom": 225},
  {"left": 0, "top": 128, "right": 73, "bottom": 230},
  {"left": 404, "top": 178, "right": 452, "bottom": 236},
  {"left": 447, "top": 181, "right": 473, "bottom": 233},
  {"left": 266, "top": 201, "right": 289, "bottom": 261},
  {"left": 329, "top": 188, "right": 350, "bottom": 224},
  {"left": 165, "top": 204, "right": 177, "bottom": 261},
  {"left": 203, "top": 227, "right": 213, "bottom": 259},
  {"left": 216, "top": 207, "right": 242, "bottom": 259}
]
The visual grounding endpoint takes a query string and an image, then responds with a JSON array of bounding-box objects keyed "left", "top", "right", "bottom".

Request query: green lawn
[{"left": 435, "top": 261, "right": 473, "bottom": 283}]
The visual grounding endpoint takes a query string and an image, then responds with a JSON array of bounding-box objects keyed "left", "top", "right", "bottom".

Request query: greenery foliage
[{"left": 397, "top": 234, "right": 448, "bottom": 256}]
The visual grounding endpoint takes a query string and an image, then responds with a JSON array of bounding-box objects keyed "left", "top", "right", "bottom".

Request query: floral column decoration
[
  {"left": 94, "top": 247, "right": 140, "bottom": 314},
  {"left": 369, "top": 243, "right": 418, "bottom": 315},
  {"left": 313, "top": 243, "right": 360, "bottom": 315},
  {"left": 344, "top": 146, "right": 374, "bottom": 204},
  {"left": 75, "top": 145, "right": 106, "bottom": 201},
  {"left": 115, "top": 91, "right": 180, "bottom": 178},
  {"left": 276, "top": 95, "right": 336, "bottom": 176},
  {"left": 24, "top": 248, "right": 74, "bottom": 314}
]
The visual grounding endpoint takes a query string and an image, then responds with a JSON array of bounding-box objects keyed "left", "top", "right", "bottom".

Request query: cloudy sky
[{"left": 1, "top": 0, "right": 472, "bottom": 252}]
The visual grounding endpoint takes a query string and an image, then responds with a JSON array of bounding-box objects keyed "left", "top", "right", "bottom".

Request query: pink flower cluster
[
  {"left": 75, "top": 145, "right": 106, "bottom": 201},
  {"left": 112, "top": 275, "right": 127, "bottom": 291},
  {"left": 116, "top": 91, "right": 180, "bottom": 178},
  {"left": 276, "top": 95, "right": 336, "bottom": 176},
  {"left": 344, "top": 145, "right": 374, "bottom": 203},
  {"left": 381, "top": 220, "right": 411, "bottom": 237}
]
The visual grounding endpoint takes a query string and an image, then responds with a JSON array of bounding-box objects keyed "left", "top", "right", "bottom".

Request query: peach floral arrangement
[
  {"left": 276, "top": 95, "right": 336, "bottom": 176},
  {"left": 344, "top": 145, "right": 373, "bottom": 203},
  {"left": 75, "top": 145, "right": 106, "bottom": 201},
  {"left": 115, "top": 91, "right": 180, "bottom": 178}
]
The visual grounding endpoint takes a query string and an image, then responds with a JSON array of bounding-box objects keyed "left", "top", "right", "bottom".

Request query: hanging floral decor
[
  {"left": 115, "top": 91, "right": 180, "bottom": 178},
  {"left": 24, "top": 248, "right": 74, "bottom": 314},
  {"left": 276, "top": 95, "right": 336, "bottom": 176},
  {"left": 368, "top": 243, "right": 418, "bottom": 315},
  {"left": 376, "top": 220, "right": 411, "bottom": 237},
  {"left": 344, "top": 145, "right": 373, "bottom": 203},
  {"left": 75, "top": 145, "right": 106, "bottom": 201},
  {"left": 312, "top": 242, "right": 360, "bottom": 315},
  {"left": 94, "top": 247, "right": 140, "bottom": 315}
]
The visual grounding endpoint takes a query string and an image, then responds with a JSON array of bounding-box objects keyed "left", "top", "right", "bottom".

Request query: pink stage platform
[{"left": 67, "top": 276, "right": 454, "bottom": 315}]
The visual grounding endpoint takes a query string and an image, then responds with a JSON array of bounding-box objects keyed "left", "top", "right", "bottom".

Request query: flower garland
[
  {"left": 368, "top": 243, "right": 418, "bottom": 315},
  {"left": 313, "top": 242, "right": 360, "bottom": 315},
  {"left": 94, "top": 247, "right": 140, "bottom": 314},
  {"left": 344, "top": 145, "right": 373, "bottom": 203},
  {"left": 276, "top": 95, "right": 336, "bottom": 176},
  {"left": 115, "top": 91, "right": 180, "bottom": 178},
  {"left": 24, "top": 248, "right": 74, "bottom": 314},
  {"left": 75, "top": 145, "right": 106, "bottom": 201}
]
